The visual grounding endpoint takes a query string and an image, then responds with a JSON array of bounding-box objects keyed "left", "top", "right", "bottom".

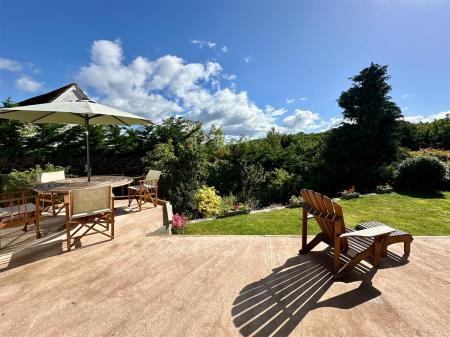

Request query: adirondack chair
[{"left": 299, "top": 189, "right": 396, "bottom": 279}]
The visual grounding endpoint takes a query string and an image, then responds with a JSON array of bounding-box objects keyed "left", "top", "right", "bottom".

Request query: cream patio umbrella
[{"left": 0, "top": 100, "right": 152, "bottom": 181}]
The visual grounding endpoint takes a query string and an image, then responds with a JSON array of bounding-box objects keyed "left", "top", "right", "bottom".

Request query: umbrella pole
[{"left": 85, "top": 115, "right": 91, "bottom": 182}]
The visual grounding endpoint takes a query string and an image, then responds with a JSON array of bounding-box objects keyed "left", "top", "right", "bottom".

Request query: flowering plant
[
  {"left": 340, "top": 187, "right": 360, "bottom": 200},
  {"left": 172, "top": 213, "right": 186, "bottom": 234}
]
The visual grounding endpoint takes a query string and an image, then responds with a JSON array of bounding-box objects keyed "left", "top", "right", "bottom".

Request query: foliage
[
  {"left": 193, "top": 185, "right": 222, "bottom": 218},
  {"left": 5, "top": 164, "right": 67, "bottom": 192},
  {"left": 339, "top": 187, "right": 360, "bottom": 200},
  {"left": 321, "top": 63, "right": 402, "bottom": 192},
  {"left": 186, "top": 192, "right": 450, "bottom": 236},
  {"left": 398, "top": 115, "right": 450, "bottom": 150},
  {"left": 375, "top": 184, "right": 393, "bottom": 194},
  {"left": 394, "top": 156, "right": 448, "bottom": 192},
  {"left": 288, "top": 195, "right": 304, "bottom": 208},
  {"left": 408, "top": 148, "right": 450, "bottom": 165}
]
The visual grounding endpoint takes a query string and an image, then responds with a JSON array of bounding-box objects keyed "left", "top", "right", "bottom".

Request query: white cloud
[
  {"left": 299, "top": 97, "right": 307, "bottom": 101},
  {"left": 191, "top": 39, "right": 216, "bottom": 49},
  {"left": 223, "top": 73, "right": 236, "bottom": 81},
  {"left": 402, "top": 109, "right": 450, "bottom": 123},
  {"left": 401, "top": 93, "right": 416, "bottom": 98},
  {"left": 15, "top": 76, "right": 42, "bottom": 92},
  {"left": 77, "top": 39, "right": 282, "bottom": 136},
  {"left": 282, "top": 109, "right": 342, "bottom": 133},
  {"left": 0, "top": 57, "right": 22, "bottom": 72},
  {"left": 266, "top": 105, "right": 287, "bottom": 116},
  {"left": 283, "top": 109, "right": 321, "bottom": 131},
  {"left": 221, "top": 46, "right": 228, "bottom": 53},
  {"left": 243, "top": 56, "right": 253, "bottom": 63},
  {"left": 286, "top": 98, "right": 295, "bottom": 104}
]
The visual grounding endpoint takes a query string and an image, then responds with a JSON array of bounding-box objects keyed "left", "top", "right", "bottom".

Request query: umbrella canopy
[
  {"left": 0, "top": 100, "right": 153, "bottom": 181},
  {"left": 0, "top": 101, "right": 151, "bottom": 126}
]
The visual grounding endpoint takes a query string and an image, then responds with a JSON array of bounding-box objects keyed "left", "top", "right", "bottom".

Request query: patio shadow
[{"left": 231, "top": 248, "right": 407, "bottom": 337}]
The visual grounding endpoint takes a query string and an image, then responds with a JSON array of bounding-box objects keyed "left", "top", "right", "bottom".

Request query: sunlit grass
[{"left": 185, "top": 192, "right": 450, "bottom": 236}]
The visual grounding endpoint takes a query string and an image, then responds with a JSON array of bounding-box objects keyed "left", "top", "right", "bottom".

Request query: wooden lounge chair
[
  {"left": 0, "top": 192, "right": 41, "bottom": 249},
  {"left": 36, "top": 170, "right": 65, "bottom": 216},
  {"left": 128, "top": 170, "right": 161, "bottom": 211},
  {"left": 300, "top": 189, "right": 401, "bottom": 279},
  {"left": 64, "top": 185, "right": 114, "bottom": 251}
]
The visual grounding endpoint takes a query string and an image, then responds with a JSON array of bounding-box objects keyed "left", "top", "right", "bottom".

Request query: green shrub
[
  {"left": 6, "top": 164, "right": 67, "bottom": 192},
  {"left": 395, "top": 156, "right": 447, "bottom": 192},
  {"left": 193, "top": 185, "right": 222, "bottom": 218}
]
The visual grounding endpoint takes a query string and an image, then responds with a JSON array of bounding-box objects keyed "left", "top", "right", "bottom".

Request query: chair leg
[
  {"left": 299, "top": 233, "right": 323, "bottom": 254},
  {"left": 52, "top": 194, "right": 56, "bottom": 217},
  {"left": 335, "top": 249, "right": 372, "bottom": 279},
  {"left": 404, "top": 240, "right": 411, "bottom": 255},
  {"left": 128, "top": 188, "right": 131, "bottom": 207},
  {"left": 66, "top": 221, "right": 72, "bottom": 251}
]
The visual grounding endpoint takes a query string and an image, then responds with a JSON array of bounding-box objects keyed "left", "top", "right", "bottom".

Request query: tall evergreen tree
[{"left": 322, "top": 63, "right": 403, "bottom": 192}]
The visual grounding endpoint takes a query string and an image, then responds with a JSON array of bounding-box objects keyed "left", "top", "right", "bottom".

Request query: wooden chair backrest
[
  {"left": 145, "top": 170, "right": 161, "bottom": 181},
  {"left": 300, "top": 189, "right": 346, "bottom": 242},
  {"left": 37, "top": 171, "right": 65, "bottom": 183},
  {"left": 68, "top": 186, "right": 112, "bottom": 218}
]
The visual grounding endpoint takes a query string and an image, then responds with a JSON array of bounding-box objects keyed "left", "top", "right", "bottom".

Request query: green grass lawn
[{"left": 185, "top": 192, "right": 450, "bottom": 236}]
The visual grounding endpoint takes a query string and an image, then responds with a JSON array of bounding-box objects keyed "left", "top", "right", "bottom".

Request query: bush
[
  {"left": 6, "top": 164, "right": 67, "bottom": 192},
  {"left": 395, "top": 156, "right": 448, "bottom": 192},
  {"left": 288, "top": 195, "right": 304, "bottom": 208},
  {"left": 375, "top": 184, "right": 393, "bottom": 194},
  {"left": 340, "top": 187, "right": 360, "bottom": 200},
  {"left": 193, "top": 186, "right": 222, "bottom": 218}
]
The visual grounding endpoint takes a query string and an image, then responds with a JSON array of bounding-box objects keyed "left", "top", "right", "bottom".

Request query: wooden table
[{"left": 33, "top": 175, "right": 133, "bottom": 193}]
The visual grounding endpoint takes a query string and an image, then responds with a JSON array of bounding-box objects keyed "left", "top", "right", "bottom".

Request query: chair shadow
[
  {"left": 0, "top": 223, "right": 114, "bottom": 272},
  {"left": 232, "top": 248, "right": 408, "bottom": 337}
]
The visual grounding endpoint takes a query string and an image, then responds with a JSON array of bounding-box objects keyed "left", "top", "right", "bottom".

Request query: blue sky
[{"left": 0, "top": 0, "right": 449, "bottom": 136}]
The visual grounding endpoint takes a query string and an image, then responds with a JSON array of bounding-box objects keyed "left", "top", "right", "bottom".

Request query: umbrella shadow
[{"left": 232, "top": 248, "right": 407, "bottom": 337}]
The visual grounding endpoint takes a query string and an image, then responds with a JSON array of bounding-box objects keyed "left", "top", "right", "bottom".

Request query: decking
[{"left": 0, "top": 200, "right": 449, "bottom": 337}]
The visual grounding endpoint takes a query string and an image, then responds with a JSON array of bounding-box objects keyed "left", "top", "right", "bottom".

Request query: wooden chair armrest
[{"left": 340, "top": 225, "right": 395, "bottom": 239}]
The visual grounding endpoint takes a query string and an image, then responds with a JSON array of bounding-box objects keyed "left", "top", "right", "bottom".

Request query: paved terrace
[{"left": 0, "top": 200, "right": 449, "bottom": 337}]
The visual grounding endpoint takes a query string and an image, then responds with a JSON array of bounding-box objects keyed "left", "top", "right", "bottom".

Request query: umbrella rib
[
  {"left": 112, "top": 115, "right": 131, "bottom": 126},
  {"left": 31, "top": 111, "right": 57, "bottom": 123}
]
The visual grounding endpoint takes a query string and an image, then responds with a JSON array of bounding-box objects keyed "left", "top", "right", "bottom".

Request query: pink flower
[
  {"left": 233, "top": 204, "right": 240, "bottom": 210},
  {"left": 172, "top": 213, "right": 185, "bottom": 228}
]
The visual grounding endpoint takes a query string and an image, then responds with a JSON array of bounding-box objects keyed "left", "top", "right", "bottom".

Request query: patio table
[{"left": 33, "top": 175, "right": 133, "bottom": 193}]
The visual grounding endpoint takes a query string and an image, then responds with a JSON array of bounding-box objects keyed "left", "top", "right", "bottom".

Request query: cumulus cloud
[
  {"left": 15, "top": 76, "right": 42, "bottom": 92},
  {"left": 221, "top": 46, "right": 228, "bottom": 53},
  {"left": 77, "top": 39, "right": 280, "bottom": 136},
  {"left": 299, "top": 97, "right": 307, "bottom": 101},
  {"left": 76, "top": 39, "right": 343, "bottom": 136},
  {"left": 0, "top": 57, "right": 22, "bottom": 72},
  {"left": 402, "top": 110, "right": 450, "bottom": 123}
]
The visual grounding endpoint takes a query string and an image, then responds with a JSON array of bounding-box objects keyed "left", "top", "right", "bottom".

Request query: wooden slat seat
[
  {"left": 356, "top": 221, "right": 413, "bottom": 255},
  {"left": 299, "top": 189, "right": 412, "bottom": 278}
]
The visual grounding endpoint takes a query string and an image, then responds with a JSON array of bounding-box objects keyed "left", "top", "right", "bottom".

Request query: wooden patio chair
[
  {"left": 36, "top": 170, "right": 65, "bottom": 216},
  {"left": 0, "top": 191, "right": 41, "bottom": 249},
  {"left": 128, "top": 170, "right": 161, "bottom": 211},
  {"left": 299, "top": 189, "right": 398, "bottom": 279},
  {"left": 64, "top": 185, "right": 114, "bottom": 251}
]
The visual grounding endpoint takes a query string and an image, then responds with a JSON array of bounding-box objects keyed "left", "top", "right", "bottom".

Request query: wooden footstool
[{"left": 355, "top": 221, "right": 413, "bottom": 256}]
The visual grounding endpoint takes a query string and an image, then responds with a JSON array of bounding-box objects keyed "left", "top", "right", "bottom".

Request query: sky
[{"left": 0, "top": 0, "right": 449, "bottom": 137}]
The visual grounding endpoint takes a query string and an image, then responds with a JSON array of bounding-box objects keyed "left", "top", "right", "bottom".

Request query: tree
[{"left": 322, "top": 63, "right": 403, "bottom": 192}]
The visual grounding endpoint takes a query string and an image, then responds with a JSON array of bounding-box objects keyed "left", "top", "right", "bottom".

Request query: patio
[{"left": 0, "top": 201, "right": 449, "bottom": 337}]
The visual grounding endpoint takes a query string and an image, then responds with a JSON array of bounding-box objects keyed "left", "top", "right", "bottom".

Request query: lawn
[{"left": 185, "top": 192, "right": 450, "bottom": 236}]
